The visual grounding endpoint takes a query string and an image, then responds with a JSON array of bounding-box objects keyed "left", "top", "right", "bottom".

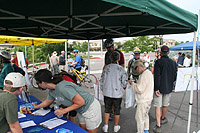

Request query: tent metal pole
[
  {"left": 101, "top": 39, "right": 103, "bottom": 58},
  {"left": 32, "top": 46, "right": 34, "bottom": 70},
  {"left": 25, "top": 45, "right": 27, "bottom": 58},
  {"left": 187, "top": 32, "right": 196, "bottom": 133},
  {"left": 65, "top": 40, "right": 68, "bottom": 71},
  {"left": 87, "top": 40, "right": 90, "bottom": 88},
  {"left": 196, "top": 9, "right": 200, "bottom": 127}
]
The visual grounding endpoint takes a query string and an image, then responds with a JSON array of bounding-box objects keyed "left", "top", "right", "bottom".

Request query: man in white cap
[
  {"left": 50, "top": 51, "right": 59, "bottom": 75},
  {"left": 59, "top": 51, "right": 66, "bottom": 72},
  {"left": 0, "top": 72, "right": 26, "bottom": 133},
  {"left": 132, "top": 59, "right": 154, "bottom": 133}
]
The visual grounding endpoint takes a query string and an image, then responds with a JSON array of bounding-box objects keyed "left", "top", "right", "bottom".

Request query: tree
[
  {"left": 81, "top": 41, "right": 89, "bottom": 52},
  {"left": 122, "top": 36, "right": 159, "bottom": 53}
]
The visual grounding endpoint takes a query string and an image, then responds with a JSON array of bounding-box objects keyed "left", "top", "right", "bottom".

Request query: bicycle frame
[{"left": 72, "top": 68, "right": 86, "bottom": 81}]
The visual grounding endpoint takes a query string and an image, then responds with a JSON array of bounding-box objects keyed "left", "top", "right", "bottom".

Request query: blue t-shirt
[{"left": 74, "top": 55, "right": 81, "bottom": 69}]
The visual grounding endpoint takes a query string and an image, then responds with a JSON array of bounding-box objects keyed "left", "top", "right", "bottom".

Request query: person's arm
[
  {"left": 127, "top": 60, "right": 133, "bottom": 84},
  {"left": 71, "top": 62, "right": 78, "bottom": 66},
  {"left": 119, "top": 52, "right": 125, "bottom": 68},
  {"left": 9, "top": 121, "right": 23, "bottom": 133},
  {"left": 68, "top": 59, "right": 73, "bottom": 64},
  {"left": 25, "top": 58, "right": 29, "bottom": 67},
  {"left": 121, "top": 64, "right": 125, "bottom": 68},
  {"left": 154, "top": 60, "right": 161, "bottom": 96},
  {"left": 54, "top": 94, "right": 85, "bottom": 116},
  {"left": 33, "top": 99, "right": 54, "bottom": 109},
  {"left": 151, "top": 67, "right": 154, "bottom": 74},
  {"left": 132, "top": 72, "right": 148, "bottom": 94},
  {"left": 121, "top": 69, "right": 128, "bottom": 89}
]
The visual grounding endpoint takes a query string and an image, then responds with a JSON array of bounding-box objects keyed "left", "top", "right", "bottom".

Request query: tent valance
[{"left": 0, "top": 35, "right": 66, "bottom": 46}]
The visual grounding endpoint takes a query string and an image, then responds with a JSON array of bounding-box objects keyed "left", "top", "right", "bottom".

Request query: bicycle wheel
[
  {"left": 84, "top": 74, "right": 97, "bottom": 88},
  {"left": 31, "top": 75, "right": 39, "bottom": 89}
]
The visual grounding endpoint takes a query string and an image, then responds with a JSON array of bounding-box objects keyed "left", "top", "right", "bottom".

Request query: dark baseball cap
[{"left": 161, "top": 45, "right": 169, "bottom": 52}]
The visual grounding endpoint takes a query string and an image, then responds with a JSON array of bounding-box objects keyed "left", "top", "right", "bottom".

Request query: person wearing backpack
[
  {"left": 127, "top": 48, "right": 141, "bottom": 84},
  {"left": 104, "top": 38, "right": 125, "bottom": 68},
  {"left": 0, "top": 51, "right": 14, "bottom": 89},
  {"left": 71, "top": 50, "right": 82, "bottom": 72}
]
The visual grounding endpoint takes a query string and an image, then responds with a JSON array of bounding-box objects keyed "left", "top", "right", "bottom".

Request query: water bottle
[{"left": 54, "top": 103, "right": 63, "bottom": 118}]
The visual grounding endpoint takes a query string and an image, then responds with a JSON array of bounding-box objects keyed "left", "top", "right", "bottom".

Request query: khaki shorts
[
  {"left": 78, "top": 98, "right": 102, "bottom": 130},
  {"left": 153, "top": 93, "right": 171, "bottom": 107}
]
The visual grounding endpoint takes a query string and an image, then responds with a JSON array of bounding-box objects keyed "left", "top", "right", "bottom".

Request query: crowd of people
[
  {"left": 173, "top": 52, "right": 192, "bottom": 68},
  {"left": 0, "top": 39, "right": 181, "bottom": 133},
  {"left": 49, "top": 50, "right": 82, "bottom": 76}
]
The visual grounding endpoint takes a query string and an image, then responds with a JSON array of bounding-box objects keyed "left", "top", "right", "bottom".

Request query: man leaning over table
[{"left": 0, "top": 72, "right": 26, "bottom": 133}]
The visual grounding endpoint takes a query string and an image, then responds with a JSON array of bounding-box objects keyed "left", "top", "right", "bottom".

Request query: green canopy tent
[
  {"left": 0, "top": 0, "right": 198, "bottom": 132},
  {"left": 0, "top": 0, "right": 197, "bottom": 40}
]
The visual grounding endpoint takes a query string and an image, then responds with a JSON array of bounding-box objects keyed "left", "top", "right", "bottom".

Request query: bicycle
[
  {"left": 71, "top": 65, "right": 97, "bottom": 88},
  {"left": 28, "top": 66, "right": 39, "bottom": 89}
]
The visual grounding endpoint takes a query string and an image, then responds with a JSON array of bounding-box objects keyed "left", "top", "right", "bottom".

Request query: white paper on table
[
  {"left": 31, "top": 108, "right": 51, "bottom": 116},
  {"left": 20, "top": 121, "right": 36, "bottom": 129},
  {"left": 39, "top": 117, "right": 67, "bottom": 129},
  {"left": 18, "top": 112, "right": 26, "bottom": 119}
]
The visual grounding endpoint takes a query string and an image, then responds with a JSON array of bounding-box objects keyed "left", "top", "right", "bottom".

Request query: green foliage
[
  {"left": 12, "top": 41, "right": 92, "bottom": 64},
  {"left": 175, "top": 41, "right": 184, "bottom": 46},
  {"left": 122, "top": 36, "right": 159, "bottom": 53},
  {"left": 80, "top": 42, "right": 89, "bottom": 52},
  {"left": 14, "top": 42, "right": 65, "bottom": 63}
]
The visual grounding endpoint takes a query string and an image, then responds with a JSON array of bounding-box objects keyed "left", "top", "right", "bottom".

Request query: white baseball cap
[
  {"left": 4, "top": 72, "right": 26, "bottom": 88},
  {"left": 53, "top": 51, "right": 57, "bottom": 56},
  {"left": 61, "top": 51, "right": 65, "bottom": 54}
]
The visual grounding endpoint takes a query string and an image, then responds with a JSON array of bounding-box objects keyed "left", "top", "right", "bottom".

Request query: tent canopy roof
[
  {"left": 0, "top": 0, "right": 198, "bottom": 40},
  {"left": 169, "top": 41, "right": 200, "bottom": 51},
  {"left": 0, "top": 35, "right": 66, "bottom": 46}
]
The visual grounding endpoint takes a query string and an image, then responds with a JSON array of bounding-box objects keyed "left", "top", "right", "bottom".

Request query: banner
[
  {"left": 16, "top": 52, "right": 31, "bottom": 86},
  {"left": 175, "top": 67, "right": 200, "bottom": 92}
]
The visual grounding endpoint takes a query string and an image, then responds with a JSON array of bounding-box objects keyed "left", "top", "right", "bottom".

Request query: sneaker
[
  {"left": 161, "top": 117, "right": 168, "bottom": 124},
  {"left": 102, "top": 125, "right": 108, "bottom": 132},
  {"left": 114, "top": 125, "right": 120, "bottom": 132},
  {"left": 144, "top": 130, "right": 149, "bottom": 133},
  {"left": 153, "top": 125, "right": 161, "bottom": 133}
]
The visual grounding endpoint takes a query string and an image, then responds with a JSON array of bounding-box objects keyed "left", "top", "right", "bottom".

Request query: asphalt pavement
[{"left": 28, "top": 52, "right": 200, "bottom": 133}]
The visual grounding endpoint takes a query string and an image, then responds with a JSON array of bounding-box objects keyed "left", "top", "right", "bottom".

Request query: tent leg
[
  {"left": 101, "top": 39, "right": 103, "bottom": 58},
  {"left": 32, "top": 46, "right": 34, "bottom": 69},
  {"left": 187, "top": 32, "right": 197, "bottom": 133},
  {"left": 65, "top": 41, "right": 68, "bottom": 71},
  {"left": 87, "top": 40, "right": 90, "bottom": 88},
  {"left": 25, "top": 45, "right": 27, "bottom": 58}
]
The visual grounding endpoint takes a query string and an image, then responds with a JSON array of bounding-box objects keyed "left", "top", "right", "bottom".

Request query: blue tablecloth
[{"left": 18, "top": 95, "right": 88, "bottom": 133}]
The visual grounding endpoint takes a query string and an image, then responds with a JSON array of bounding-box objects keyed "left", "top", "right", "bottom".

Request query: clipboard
[
  {"left": 31, "top": 108, "right": 51, "bottom": 116},
  {"left": 39, "top": 117, "right": 67, "bottom": 130}
]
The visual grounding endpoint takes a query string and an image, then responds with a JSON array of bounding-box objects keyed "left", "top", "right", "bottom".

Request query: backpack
[
  {"left": 54, "top": 70, "right": 77, "bottom": 84},
  {"left": 81, "top": 58, "right": 85, "bottom": 67},
  {"left": 12, "top": 64, "right": 25, "bottom": 76}
]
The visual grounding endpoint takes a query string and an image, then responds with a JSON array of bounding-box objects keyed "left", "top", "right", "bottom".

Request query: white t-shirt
[
  {"left": 142, "top": 55, "right": 150, "bottom": 68},
  {"left": 183, "top": 57, "right": 191, "bottom": 67}
]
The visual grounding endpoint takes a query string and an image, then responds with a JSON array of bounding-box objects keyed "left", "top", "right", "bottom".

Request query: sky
[
  {"left": 161, "top": 0, "right": 199, "bottom": 42},
  {"left": 115, "top": 0, "right": 200, "bottom": 43}
]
